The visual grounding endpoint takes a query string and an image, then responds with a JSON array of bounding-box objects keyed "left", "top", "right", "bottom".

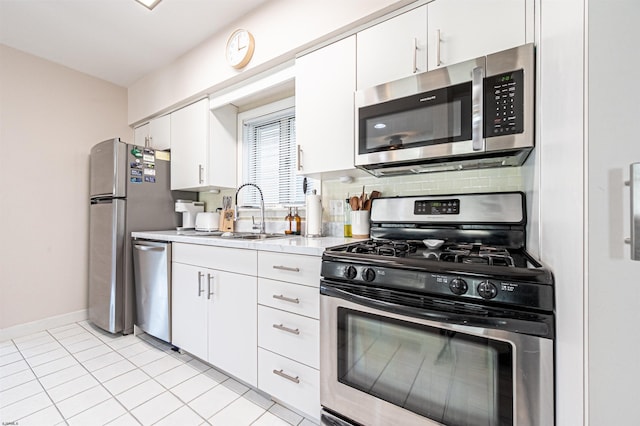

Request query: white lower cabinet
[
  {"left": 258, "top": 348, "right": 320, "bottom": 419},
  {"left": 257, "top": 251, "right": 321, "bottom": 420},
  {"left": 171, "top": 243, "right": 257, "bottom": 387}
]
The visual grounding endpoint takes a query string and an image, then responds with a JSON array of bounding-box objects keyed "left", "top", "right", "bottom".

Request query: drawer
[
  {"left": 173, "top": 243, "right": 257, "bottom": 275},
  {"left": 258, "top": 278, "right": 319, "bottom": 319},
  {"left": 258, "top": 348, "right": 319, "bottom": 420},
  {"left": 257, "top": 251, "right": 320, "bottom": 287},
  {"left": 258, "top": 305, "right": 319, "bottom": 369}
]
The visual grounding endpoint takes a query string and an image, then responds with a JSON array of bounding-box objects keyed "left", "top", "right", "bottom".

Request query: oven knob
[
  {"left": 344, "top": 265, "right": 357, "bottom": 280},
  {"left": 449, "top": 278, "right": 468, "bottom": 295},
  {"left": 477, "top": 281, "right": 498, "bottom": 299},
  {"left": 362, "top": 268, "right": 376, "bottom": 282}
]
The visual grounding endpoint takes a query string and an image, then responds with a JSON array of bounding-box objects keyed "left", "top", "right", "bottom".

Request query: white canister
[
  {"left": 351, "top": 210, "right": 370, "bottom": 239},
  {"left": 306, "top": 191, "right": 323, "bottom": 237}
]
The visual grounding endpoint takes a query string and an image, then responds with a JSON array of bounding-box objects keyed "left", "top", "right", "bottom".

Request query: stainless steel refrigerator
[{"left": 88, "top": 138, "right": 195, "bottom": 334}]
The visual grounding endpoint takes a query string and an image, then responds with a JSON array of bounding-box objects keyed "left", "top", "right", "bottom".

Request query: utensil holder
[{"left": 351, "top": 210, "right": 370, "bottom": 239}]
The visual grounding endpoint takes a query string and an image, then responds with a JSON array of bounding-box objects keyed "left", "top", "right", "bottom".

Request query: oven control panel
[{"left": 321, "top": 260, "right": 553, "bottom": 311}]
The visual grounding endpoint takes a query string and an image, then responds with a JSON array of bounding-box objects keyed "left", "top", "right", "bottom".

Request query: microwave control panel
[{"left": 484, "top": 69, "right": 524, "bottom": 137}]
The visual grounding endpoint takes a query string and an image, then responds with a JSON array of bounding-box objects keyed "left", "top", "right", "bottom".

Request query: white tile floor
[{"left": 0, "top": 321, "right": 319, "bottom": 426}]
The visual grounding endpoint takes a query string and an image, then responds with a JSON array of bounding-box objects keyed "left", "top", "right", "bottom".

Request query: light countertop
[{"left": 131, "top": 230, "right": 352, "bottom": 257}]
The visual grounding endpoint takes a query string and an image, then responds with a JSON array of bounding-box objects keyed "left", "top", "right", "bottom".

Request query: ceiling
[{"left": 0, "top": 0, "right": 271, "bottom": 87}]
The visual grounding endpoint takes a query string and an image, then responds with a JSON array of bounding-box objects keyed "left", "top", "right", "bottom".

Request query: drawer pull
[
  {"left": 272, "top": 265, "right": 300, "bottom": 272},
  {"left": 273, "top": 369, "right": 300, "bottom": 384},
  {"left": 273, "top": 323, "right": 300, "bottom": 335},
  {"left": 273, "top": 294, "right": 300, "bottom": 304}
]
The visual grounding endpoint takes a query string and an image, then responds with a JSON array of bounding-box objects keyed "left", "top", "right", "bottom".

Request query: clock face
[{"left": 226, "top": 29, "right": 255, "bottom": 69}]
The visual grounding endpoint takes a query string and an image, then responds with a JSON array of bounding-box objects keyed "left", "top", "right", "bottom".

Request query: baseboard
[{"left": 0, "top": 309, "right": 88, "bottom": 342}]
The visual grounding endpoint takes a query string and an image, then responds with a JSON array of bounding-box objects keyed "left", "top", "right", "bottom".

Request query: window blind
[{"left": 242, "top": 107, "right": 314, "bottom": 207}]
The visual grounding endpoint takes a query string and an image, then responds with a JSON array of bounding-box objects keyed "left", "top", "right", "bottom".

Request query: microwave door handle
[
  {"left": 625, "top": 162, "right": 640, "bottom": 260},
  {"left": 472, "top": 66, "right": 485, "bottom": 151}
]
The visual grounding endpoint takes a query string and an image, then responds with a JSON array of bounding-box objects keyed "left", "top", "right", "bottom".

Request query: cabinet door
[
  {"left": 170, "top": 98, "right": 209, "bottom": 190},
  {"left": 134, "top": 123, "right": 149, "bottom": 147},
  {"left": 171, "top": 262, "right": 208, "bottom": 361},
  {"left": 208, "top": 270, "right": 257, "bottom": 387},
  {"left": 356, "top": 5, "right": 427, "bottom": 90},
  {"left": 427, "top": 0, "right": 527, "bottom": 70},
  {"left": 148, "top": 114, "right": 171, "bottom": 151},
  {"left": 295, "top": 36, "right": 356, "bottom": 178}
]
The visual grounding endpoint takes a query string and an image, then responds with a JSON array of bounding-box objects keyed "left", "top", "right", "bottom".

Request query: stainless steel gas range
[{"left": 320, "top": 192, "right": 554, "bottom": 426}]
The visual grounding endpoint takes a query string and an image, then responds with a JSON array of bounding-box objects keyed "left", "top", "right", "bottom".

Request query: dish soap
[
  {"left": 285, "top": 207, "right": 293, "bottom": 235},
  {"left": 293, "top": 207, "right": 301, "bottom": 235}
]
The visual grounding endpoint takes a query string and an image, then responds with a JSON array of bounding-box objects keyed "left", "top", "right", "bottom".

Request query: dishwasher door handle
[{"left": 134, "top": 245, "right": 165, "bottom": 252}]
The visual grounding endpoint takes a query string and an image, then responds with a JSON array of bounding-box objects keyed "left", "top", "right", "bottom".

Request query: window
[{"left": 240, "top": 99, "right": 315, "bottom": 207}]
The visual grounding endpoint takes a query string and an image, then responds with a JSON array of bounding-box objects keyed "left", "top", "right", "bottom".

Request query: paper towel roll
[{"left": 306, "top": 193, "right": 323, "bottom": 237}]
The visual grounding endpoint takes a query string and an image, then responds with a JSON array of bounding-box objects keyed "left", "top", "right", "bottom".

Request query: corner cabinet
[
  {"left": 171, "top": 243, "right": 257, "bottom": 386},
  {"left": 170, "top": 99, "right": 237, "bottom": 191},
  {"left": 134, "top": 114, "right": 171, "bottom": 151},
  {"left": 356, "top": 5, "right": 428, "bottom": 90},
  {"left": 426, "top": 0, "right": 531, "bottom": 70},
  {"left": 295, "top": 35, "right": 358, "bottom": 179}
]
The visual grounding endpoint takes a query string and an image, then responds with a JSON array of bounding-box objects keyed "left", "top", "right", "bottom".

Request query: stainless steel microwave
[{"left": 355, "top": 43, "right": 535, "bottom": 177}]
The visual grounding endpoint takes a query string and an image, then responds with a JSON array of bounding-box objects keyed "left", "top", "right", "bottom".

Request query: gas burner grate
[
  {"left": 346, "top": 239, "right": 419, "bottom": 257},
  {"left": 439, "top": 243, "right": 515, "bottom": 267}
]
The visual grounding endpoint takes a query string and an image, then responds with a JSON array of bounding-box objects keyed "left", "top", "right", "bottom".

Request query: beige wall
[
  {"left": 0, "top": 45, "right": 131, "bottom": 330},
  {"left": 128, "top": 0, "right": 416, "bottom": 124}
]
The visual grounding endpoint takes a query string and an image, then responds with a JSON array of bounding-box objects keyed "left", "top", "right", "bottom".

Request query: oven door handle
[{"left": 321, "top": 285, "right": 553, "bottom": 338}]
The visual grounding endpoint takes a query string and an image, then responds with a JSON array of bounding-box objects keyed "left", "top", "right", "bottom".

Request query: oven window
[
  {"left": 337, "top": 308, "right": 513, "bottom": 426},
  {"left": 358, "top": 82, "right": 471, "bottom": 154}
]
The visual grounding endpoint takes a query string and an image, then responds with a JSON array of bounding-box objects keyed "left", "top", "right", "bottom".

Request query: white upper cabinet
[
  {"left": 295, "top": 35, "right": 357, "bottom": 178},
  {"left": 170, "top": 99, "right": 237, "bottom": 191},
  {"left": 356, "top": 5, "right": 428, "bottom": 90},
  {"left": 170, "top": 99, "right": 209, "bottom": 190},
  {"left": 134, "top": 114, "right": 171, "bottom": 150},
  {"left": 427, "top": 0, "right": 529, "bottom": 70}
]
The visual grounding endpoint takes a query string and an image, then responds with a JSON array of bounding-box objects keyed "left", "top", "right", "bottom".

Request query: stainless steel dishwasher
[{"left": 132, "top": 239, "right": 171, "bottom": 343}]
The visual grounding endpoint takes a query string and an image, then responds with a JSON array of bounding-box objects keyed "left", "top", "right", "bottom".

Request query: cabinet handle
[
  {"left": 412, "top": 37, "right": 418, "bottom": 73},
  {"left": 198, "top": 164, "right": 204, "bottom": 184},
  {"left": 273, "top": 369, "right": 300, "bottom": 384},
  {"left": 625, "top": 162, "right": 640, "bottom": 261},
  {"left": 273, "top": 265, "right": 300, "bottom": 272},
  {"left": 471, "top": 66, "right": 485, "bottom": 152},
  {"left": 435, "top": 29, "right": 442, "bottom": 67},
  {"left": 297, "top": 145, "right": 303, "bottom": 171},
  {"left": 273, "top": 294, "right": 300, "bottom": 304},
  {"left": 207, "top": 273, "right": 214, "bottom": 299},
  {"left": 273, "top": 324, "right": 300, "bottom": 335},
  {"left": 197, "top": 271, "right": 204, "bottom": 296}
]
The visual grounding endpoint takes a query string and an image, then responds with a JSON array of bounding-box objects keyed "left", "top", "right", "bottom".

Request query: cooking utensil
[
  {"left": 363, "top": 198, "right": 372, "bottom": 211},
  {"left": 350, "top": 196, "right": 361, "bottom": 211},
  {"left": 360, "top": 186, "right": 366, "bottom": 209},
  {"left": 370, "top": 190, "right": 381, "bottom": 200}
]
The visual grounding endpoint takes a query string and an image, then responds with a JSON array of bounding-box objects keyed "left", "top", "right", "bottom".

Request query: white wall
[
  {"left": 127, "top": 0, "right": 416, "bottom": 124},
  {"left": 0, "top": 45, "right": 131, "bottom": 331}
]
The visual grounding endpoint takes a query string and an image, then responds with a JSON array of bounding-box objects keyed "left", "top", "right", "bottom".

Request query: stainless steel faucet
[{"left": 234, "top": 183, "right": 266, "bottom": 234}]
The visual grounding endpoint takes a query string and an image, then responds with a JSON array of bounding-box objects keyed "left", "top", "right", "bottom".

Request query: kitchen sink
[
  {"left": 180, "top": 230, "right": 289, "bottom": 240},
  {"left": 226, "top": 232, "right": 289, "bottom": 240}
]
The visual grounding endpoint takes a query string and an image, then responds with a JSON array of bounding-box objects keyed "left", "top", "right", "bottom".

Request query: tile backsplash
[{"left": 199, "top": 167, "right": 523, "bottom": 236}]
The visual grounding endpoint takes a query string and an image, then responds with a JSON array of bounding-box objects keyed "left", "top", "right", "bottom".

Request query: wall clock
[{"left": 226, "top": 29, "right": 255, "bottom": 69}]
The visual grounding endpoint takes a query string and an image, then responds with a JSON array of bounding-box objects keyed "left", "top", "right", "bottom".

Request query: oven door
[{"left": 320, "top": 284, "right": 554, "bottom": 426}]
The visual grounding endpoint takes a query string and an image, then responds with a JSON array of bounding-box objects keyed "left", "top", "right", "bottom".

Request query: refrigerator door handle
[{"left": 625, "top": 162, "right": 640, "bottom": 261}]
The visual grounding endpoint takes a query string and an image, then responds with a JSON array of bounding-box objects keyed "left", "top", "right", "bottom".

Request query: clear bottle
[
  {"left": 344, "top": 198, "right": 352, "bottom": 237},
  {"left": 284, "top": 207, "right": 293, "bottom": 235},
  {"left": 293, "top": 207, "right": 301, "bottom": 235}
]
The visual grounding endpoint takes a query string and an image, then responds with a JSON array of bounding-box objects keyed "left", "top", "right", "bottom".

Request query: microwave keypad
[{"left": 484, "top": 70, "right": 524, "bottom": 137}]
